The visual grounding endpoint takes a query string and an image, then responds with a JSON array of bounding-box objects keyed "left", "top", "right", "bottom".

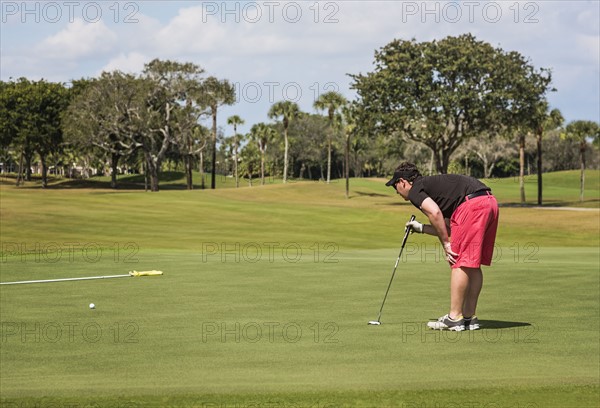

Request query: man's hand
[
  {"left": 443, "top": 242, "right": 459, "bottom": 265},
  {"left": 406, "top": 220, "right": 424, "bottom": 233}
]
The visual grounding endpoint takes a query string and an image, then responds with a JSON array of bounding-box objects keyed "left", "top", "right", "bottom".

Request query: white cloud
[
  {"left": 577, "top": 8, "right": 600, "bottom": 36},
  {"left": 116, "top": 12, "right": 163, "bottom": 55},
  {"left": 149, "top": 5, "right": 295, "bottom": 57},
  {"left": 576, "top": 34, "right": 600, "bottom": 66},
  {"left": 36, "top": 18, "right": 117, "bottom": 59},
  {"left": 153, "top": 6, "right": 228, "bottom": 55},
  {"left": 99, "top": 52, "right": 149, "bottom": 75}
]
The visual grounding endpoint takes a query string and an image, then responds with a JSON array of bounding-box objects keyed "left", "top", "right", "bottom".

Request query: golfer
[{"left": 386, "top": 162, "right": 499, "bottom": 331}]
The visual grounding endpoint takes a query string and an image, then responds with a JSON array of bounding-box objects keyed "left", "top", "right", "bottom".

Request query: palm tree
[
  {"left": 339, "top": 105, "right": 357, "bottom": 198},
  {"left": 535, "top": 108, "right": 563, "bottom": 205},
  {"left": 240, "top": 141, "right": 261, "bottom": 187},
  {"left": 516, "top": 130, "right": 528, "bottom": 204},
  {"left": 227, "top": 115, "right": 245, "bottom": 188},
  {"left": 250, "top": 123, "right": 277, "bottom": 185},
  {"left": 268, "top": 101, "right": 301, "bottom": 183},
  {"left": 196, "top": 77, "right": 236, "bottom": 189},
  {"left": 562, "top": 120, "right": 600, "bottom": 202},
  {"left": 314, "top": 91, "right": 347, "bottom": 183},
  {"left": 193, "top": 125, "right": 210, "bottom": 189}
]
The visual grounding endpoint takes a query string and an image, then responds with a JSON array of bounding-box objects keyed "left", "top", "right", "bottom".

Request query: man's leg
[
  {"left": 449, "top": 267, "right": 469, "bottom": 319},
  {"left": 426, "top": 268, "right": 468, "bottom": 331},
  {"left": 450, "top": 266, "right": 483, "bottom": 318},
  {"left": 462, "top": 267, "right": 483, "bottom": 317}
]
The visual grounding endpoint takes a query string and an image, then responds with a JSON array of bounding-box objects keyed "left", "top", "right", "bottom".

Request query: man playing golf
[{"left": 386, "top": 162, "right": 499, "bottom": 331}]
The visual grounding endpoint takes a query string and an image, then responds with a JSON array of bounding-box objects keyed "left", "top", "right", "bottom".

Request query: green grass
[
  {"left": 4, "top": 169, "right": 598, "bottom": 207},
  {"left": 482, "top": 170, "right": 600, "bottom": 208},
  {"left": 1, "top": 171, "right": 599, "bottom": 407}
]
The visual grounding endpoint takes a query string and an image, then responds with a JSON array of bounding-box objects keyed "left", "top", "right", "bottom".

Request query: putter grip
[
  {"left": 406, "top": 214, "right": 416, "bottom": 231},
  {"left": 400, "top": 215, "right": 416, "bottom": 244}
]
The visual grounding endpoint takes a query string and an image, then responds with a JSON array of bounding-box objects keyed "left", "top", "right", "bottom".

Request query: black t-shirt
[{"left": 408, "top": 175, "right": 490, "bottom": 218}]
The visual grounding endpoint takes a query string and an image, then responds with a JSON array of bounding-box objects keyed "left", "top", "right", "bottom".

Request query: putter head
[{"left": 368, "top": 321, "right": 381, "bottom": 325}]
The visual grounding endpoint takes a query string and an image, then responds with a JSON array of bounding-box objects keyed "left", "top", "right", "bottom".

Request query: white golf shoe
[{"left": 427, "top": 314, "right": 465, "bottom": 331}]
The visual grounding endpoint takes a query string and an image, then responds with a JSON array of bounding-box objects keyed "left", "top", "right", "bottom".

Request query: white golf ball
[{"left": 89, "top": 303, "right": 95, "bottom": 309}]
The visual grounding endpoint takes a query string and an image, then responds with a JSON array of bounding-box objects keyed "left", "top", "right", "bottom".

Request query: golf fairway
[{"left": 1, "top": 171, "right": 598, "bottom": 407}]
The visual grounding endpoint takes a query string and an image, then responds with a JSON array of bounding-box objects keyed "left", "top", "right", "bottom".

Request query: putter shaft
[{"left": 373, "top": 215, "right": 416, "bottom": 323}]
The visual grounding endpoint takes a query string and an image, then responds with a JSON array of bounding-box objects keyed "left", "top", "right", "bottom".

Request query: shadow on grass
[
  {"left": 48, "top": 180, "right": 208, "bottom": 191},
  {"left": 376, "top": 201, "right": 412, "bottom": 206},
  {"left": 354, "top": 191, "right": 389, "bottom": 198},
  {"left": 1, "top": 172, "right": 212, "bottom": 191},
  {"left": 376, "top": 319, "right": 532, "bottom": 329},
  {"left": 12, "top": 180, "right": 204, "bottom": 191},
  {"left": 476, "top": 320, "right": 532, "bottom": 330},
  {"left": 420, "top": 319, "right": 531, "bottom": 329}
]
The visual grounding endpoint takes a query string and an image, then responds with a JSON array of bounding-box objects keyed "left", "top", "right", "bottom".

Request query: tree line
[{"left": 1, "top": 34, "right": 598, "bottom": 201}]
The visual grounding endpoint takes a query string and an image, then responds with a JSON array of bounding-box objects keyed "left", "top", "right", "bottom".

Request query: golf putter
[{"left": 368, "top": 214, "right": 416, "bottom": 325}]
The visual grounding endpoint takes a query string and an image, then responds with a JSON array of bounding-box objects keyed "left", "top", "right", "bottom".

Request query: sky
[{"left": 1, "top": 0, "right": 599, "bottom": 136}]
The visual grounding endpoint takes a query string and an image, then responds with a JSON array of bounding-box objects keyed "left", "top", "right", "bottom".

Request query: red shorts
[{"left": 450, "top": 193, "right": 499, "bottom": 269}]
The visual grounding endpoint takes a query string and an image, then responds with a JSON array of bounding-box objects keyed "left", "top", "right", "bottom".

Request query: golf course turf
[{"left": 1, "top": 170, "right": 598, "bottom": 407}]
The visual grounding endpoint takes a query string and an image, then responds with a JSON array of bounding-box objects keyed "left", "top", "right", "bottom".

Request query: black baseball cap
[{"left": 385, "top": 169, "right": 420, "bottom": 187}]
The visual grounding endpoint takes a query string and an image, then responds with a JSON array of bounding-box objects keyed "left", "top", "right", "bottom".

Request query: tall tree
[
  {"left": 516, "top": 131, "right": 528, "bottom": 203},
  {"left": 173, "top": 98, "right": 209, "bottom": 190},
  {"left": 193, "top": 125, "right": 211, "bottom": 189},
  {"left": 314, "top": 91, "right": 347, "bottom": 183},
  {"left": 562, "top": 121, "right": 600, "bottom": 202},
  {"left": 350, "top": 34, "right": 553, "bottom": 174},
  {"left": 33, "top": 81, "right": 69, "bottom": 187},
  {"left": 141, "top": 59, "right": 205, "bottom": 192},
  {"left": 240, "top": 140, "right": 261, "bottom": 187},
  {"left": 1, "top": 79, "right": 69, "bottom": 187},
  {"left": 227, "top": 115, "right": 245, "bottom": 188},
  {"left": 196, "top": 76, "right": 236, "bottom": 189},
  {"left": 180, "top": 124, "right": 209, "bottom": 190},
  {"left": 349, "top": 129, "right": 371, "bottom": 179},
  {"left": 63, "top": 72, "right": 143, "bottom": 189},
  {"left": 503, "top": 60, "right": 555, "bottom": 204},
  {"left": 0, "top": 80, "right": 29, "bottom": 183},
  {"left": 249, "top": 123, "right": 277, "bottom": 185},
  {"left": 339, "top": 104, "right": 358, "bottom": 198},
  {"left": 286, "top": 113, "right": 329, "bottom": 180},
  {"left": 0, "top": 81, "right": 16, "bottom": 153},
  {"left": 534, "top": 108, "right": 564, "bottom": 204},
  {"left": 268, "top": 101, "right": 301, "bottom": 183}
]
